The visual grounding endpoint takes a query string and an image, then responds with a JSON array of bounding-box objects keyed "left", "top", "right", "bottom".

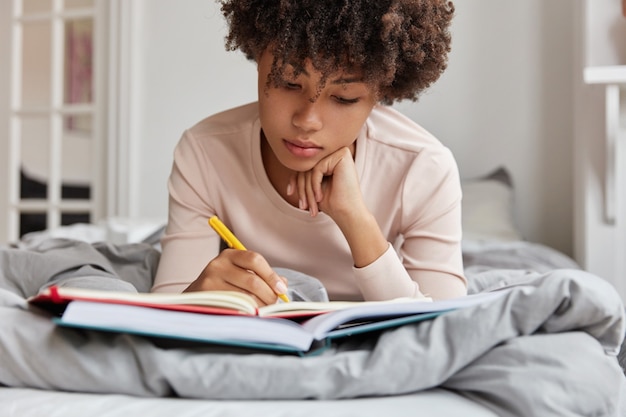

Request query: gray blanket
[{"left": 1, "top": 238, "right": 625, "bottom": 417}]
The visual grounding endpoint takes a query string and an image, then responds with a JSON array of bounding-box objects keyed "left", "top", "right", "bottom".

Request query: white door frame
[{"left": 0, "top": 1, "right": 11, "bottom": 244}]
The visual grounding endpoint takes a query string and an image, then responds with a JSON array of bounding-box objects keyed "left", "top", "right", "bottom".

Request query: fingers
[
  {"left": 189, "top": 250, "right": 288, "bottom": 306},
  {"left": 310, "top": 166, "right": 325, "bottom": 203},
  {"left": 286, "top": 176, "right": 296, "bottom": 197},
  {"left": 288, "top": 147, "right": 357, "bottom": 218},
  {"left": 293, "top": 155, "right": 337, "bottom": 217},
  {"left": 286, "top": 173, "right": 310, "bottom": 213},
  {"left": 296, "top": 172, "right": 307, "bottom": 210},
  {"left": 297, "top": 171, "right": 320, "bottom": 216}
]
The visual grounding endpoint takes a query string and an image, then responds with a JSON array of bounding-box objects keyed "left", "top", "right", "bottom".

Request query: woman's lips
[{"left": 283, "top": 139, "right": 322, "bottom": 158}]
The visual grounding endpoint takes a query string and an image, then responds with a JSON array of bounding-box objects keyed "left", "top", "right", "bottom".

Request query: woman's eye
[{"left": 334, "top": 96, "right": 360, "bottom": 105}]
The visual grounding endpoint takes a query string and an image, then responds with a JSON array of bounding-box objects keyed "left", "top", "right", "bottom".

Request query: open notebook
[{"left": 29, "top": 287, "right": 508, "bottom": 355}]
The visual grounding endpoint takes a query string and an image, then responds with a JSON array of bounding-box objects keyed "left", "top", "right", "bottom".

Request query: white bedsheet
[{"left": 0, "top": 387, "right": 498, "bottom": 417}]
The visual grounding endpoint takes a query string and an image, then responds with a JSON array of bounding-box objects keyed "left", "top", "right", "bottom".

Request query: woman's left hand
[
  {"left": 287, "top": 145, "right": 389, "bottom": 268},
  {"left": 287, "top": 146, "right": 366, "bottom": 222}
]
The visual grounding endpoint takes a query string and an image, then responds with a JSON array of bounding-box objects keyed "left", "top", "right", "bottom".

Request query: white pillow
[{"left": 461, "top": 168, "right": 522, "bottom": 242}]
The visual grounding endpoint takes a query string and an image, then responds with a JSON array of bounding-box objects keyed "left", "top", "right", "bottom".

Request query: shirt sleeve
[
  {"left": 353, "top": 243, "right": 419, "bottom": 299},
  {"left": 355, "top": 147, "right": 467, "bottom": 301},
  {"left": 152, "top": 131, "right": 222, "bottom": 293}
]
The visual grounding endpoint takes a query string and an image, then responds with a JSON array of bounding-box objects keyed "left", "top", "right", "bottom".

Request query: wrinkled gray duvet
[{"left": 1, "top": 238, "right": 626, "bottom": 417}]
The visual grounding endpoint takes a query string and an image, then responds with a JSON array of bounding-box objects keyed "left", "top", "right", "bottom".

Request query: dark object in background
[{"left": 19, "top": 168, "right": 90, "bottom": 237}]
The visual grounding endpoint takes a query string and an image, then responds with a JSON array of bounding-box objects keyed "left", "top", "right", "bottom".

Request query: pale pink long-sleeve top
[{"left": 153, "top": 102, "right": 467, "bottom": 301}]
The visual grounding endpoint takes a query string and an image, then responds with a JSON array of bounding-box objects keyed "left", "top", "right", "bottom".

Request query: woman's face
[{"left": 257, "top": 49, "right": 377, "bottom": 173}]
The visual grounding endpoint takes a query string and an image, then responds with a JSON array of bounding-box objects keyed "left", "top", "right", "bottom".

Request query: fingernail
[
  {"left": 275, "top": 280, "right": 288, "bottom": 295},
  {"left": 299, "top": 199, "right": 306, "bottom": 210},
  {"left": 286, "top": 183, "right": 293, "bottom": 195}
]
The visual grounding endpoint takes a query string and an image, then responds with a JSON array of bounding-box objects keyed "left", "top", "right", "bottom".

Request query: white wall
[
  {"left": 398, "top": 1, "right": 574, "bottom": 256},
  {"left": 129, "top": 0, "right": 575, "bottom": 256},
  {"left": 129, "top": 0, "right": 256, "bottom": 219}
]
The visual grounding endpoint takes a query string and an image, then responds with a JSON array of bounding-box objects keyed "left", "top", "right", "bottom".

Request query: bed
[{"left": 1, "top": 168, "right": 626, "bottom": 417}]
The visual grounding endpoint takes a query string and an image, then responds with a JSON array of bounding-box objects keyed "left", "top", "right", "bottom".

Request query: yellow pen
[{"left": 208, "top": 216, "right": 290, "bottom": 303}]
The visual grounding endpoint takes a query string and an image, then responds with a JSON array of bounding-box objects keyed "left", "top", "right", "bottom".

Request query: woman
[{"left": 153, "top": 0, "right": 467, "bottom": 304}]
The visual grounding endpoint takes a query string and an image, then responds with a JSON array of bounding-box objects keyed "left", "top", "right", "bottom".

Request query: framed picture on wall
[{"left": 64, "top": 18, "right": 93, "bottom": 133}]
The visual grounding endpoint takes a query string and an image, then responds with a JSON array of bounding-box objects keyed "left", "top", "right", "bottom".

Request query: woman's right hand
[{"left": 183, "top": 249, "right": 288, "bottom": 307}]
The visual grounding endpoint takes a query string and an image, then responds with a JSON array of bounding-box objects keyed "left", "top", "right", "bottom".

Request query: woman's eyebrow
[{"left": 330, "top": 76, "right": 364, "bottom": 85}]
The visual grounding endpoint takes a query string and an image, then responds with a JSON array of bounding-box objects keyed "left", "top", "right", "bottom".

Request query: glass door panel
[
  {"left": 63, "top": 18, "right": 93, "bottom": 105},
  {"left": 20, "top": 116, "right": 51, "bottom": 199},
  {"left": 21, "top": 20, "right": 52, "bottom": 109},
  {"left": 61, "top": 113, "right": 93, "bottom": 196},
  {"left": 63, "top": 0, "right": 94, "bottom": 10},
  {"left": 21, "top": 0, "right": 51, "bottom": 14},
  {"left": 9, "top": 0, "right": 99, "bottom": 240}
]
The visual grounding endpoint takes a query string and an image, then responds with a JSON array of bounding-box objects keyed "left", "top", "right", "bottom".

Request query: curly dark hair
[{"left": 218, "top": 0, "right": 454, "bottom": 104}]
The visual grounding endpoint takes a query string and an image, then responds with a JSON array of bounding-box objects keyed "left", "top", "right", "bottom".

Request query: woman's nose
[{"left": 292, "top": 99, "right": 323, "bottom": 133}]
